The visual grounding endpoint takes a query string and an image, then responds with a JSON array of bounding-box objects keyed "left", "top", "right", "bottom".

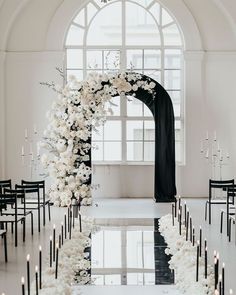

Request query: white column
[{"left": 0, "top": 51, "right": 6, "bottom": 178}]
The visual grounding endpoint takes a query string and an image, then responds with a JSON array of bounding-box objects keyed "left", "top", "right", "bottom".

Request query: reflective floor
[{"left": 90, "top": 218, "right": 174, "bottom": 285}]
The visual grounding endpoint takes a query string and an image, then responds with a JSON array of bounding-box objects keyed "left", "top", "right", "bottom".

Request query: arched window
[{"left": 65, "top": 0, "right": 184, "bottom": 164}]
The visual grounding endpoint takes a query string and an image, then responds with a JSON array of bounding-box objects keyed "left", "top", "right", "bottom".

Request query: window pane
[
  {"left": 168, "top": 91, "right": 181, "bottom": 117},
  {"left": 144, "top": 50, "right": 161, "bottom": 69},
  {"left": 87, "top": 2, "right": 98, "bottom": 24},
  {"left": 104, "top": 121, "right": 121, "bottom": 140},
  {"left": 66, "top": 70, "right": 83, "bottom": 81},
  {"left": 126, "top": 50, "right": 143, "bottom": 69},
  {"left": 92, "top": 142, "right": 103, "bottom": 161},
  {"left": 143, "top": 231, "right": 154, "bottom": 269},
  {"left": 87, "top": 2, "right": 122, "bottom": 45},
  {"left": 65, "top": 25, "right": 84, "bottom": 45},
  {"left": 165, "top": 49, "right": 181, "bottom": 68},
  {"left": 105, "top": 275, "right": 121, "bottom": 285},
  {"left": 127, "top": 96, "right": 143, "bottom": 116},
  {"left": 161, "top": 8, "right": 173, "bottom": 26},
  {"left": 144, "top": 105, "right": 153, "bottom": 117},
  {"left": 149, "top": 3, "right": 160, "bottom": 24},
  {"left": 92, "top": 231, "right": 103, "bottom": 267},
  {"left": 127, "top": 142, "right": 143, "bottom": 161},
  {"left": 144, "top": 142, "right": 155, "bottom": 161},
  {"left": 104, "top": 50, "right": 120, "bottom": 70},
  {"left": 104, "top": 231, "right": 121, "bottom": 267},
  {"left": 92, "top": 125, "right": 103, "bottom": 141},
  {"left": 104, "top": 142, "right": 121, "bottom": 161},
  {"left": 127, "top": 273, "right": 144, "bottom": 285},
  {"left": 105, "top": 96, "right": 120, "bottom": 116},
  {"left": 74, "top": 9, "right": 85, "bottom": 26},
  {"left": 143, "top": 70, "right": 161, "bottom": 84},
  {"left": 132, "top": 0, "right": 153, "bottom": 7},
  {"left": 163, "top": 23, "right": 182, "bottom": 46},
  {"left": 144, "top": 121, "right": 155, "bottom": 140},
  {"left": 127, "top": 121, "right": 143, "bottom": 140},
  {"left": 164, "top": 70, "right": 181, "bottom": 89},
  {"left": 127, "top": 231, "right": 142, "bottom": 268},
  {"left": 67, "top": 49, "right": 83, "bottom": 69},
  {"left": 87, "top": 50, "right": 102, "bottom": 69},
  {"left": 126, "top": 2, "right": 160, "bottom": 46}
]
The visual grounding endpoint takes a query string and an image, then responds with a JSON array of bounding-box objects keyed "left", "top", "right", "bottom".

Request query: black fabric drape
[{"left": 88, "top": 73, "right": 176, "bottom": 203}]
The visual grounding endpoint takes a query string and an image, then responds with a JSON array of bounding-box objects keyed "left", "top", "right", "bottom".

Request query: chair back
[
  {"left": 0, "top": 180, "right": 12, "bottom": 194},
  {"left": 0, "top": 193, "right": 17, "bottom": 217},
  {"left": 4, "top": 188, "right": 26, "bottom": 214},
  {"left": 21, "top": 180, "right": 45, "bottom": 198},
  {"left": 209, "top": 179, "right": 235, "bottom": 200}
]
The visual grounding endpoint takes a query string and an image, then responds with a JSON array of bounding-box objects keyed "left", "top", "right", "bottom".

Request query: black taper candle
[
  {"left": 49, "top": 236, "right": 52, "bottom": 267},
  {"left": 61, "top": 222, "right": 64, "bottom": 245},
  {"left": 190, "top": 217, "right": 192, "bottom": 242},
  {"left": 222, "top": 263, "right": 225, "bottom": 295},
  {"left": 178, "top": 195, "right": 181, "bottom": 212},
  {"left": 186, "top": 210, "right": 189, "bottom": 241},
  {"left": 26, "top": 254, "right": 30, "bottom": 295},
  {"left": 199, "top": 226, "right": 202, "bottom": 257},
  {"left": 35, "top": 266, "right": 39, "bottom": 295},
  {"left": 184, "top": 202, "right": 187, "bottom": 226},
  {"left": 172, "top": 204, "right": 175, "bottom": 226},
  {"left": 196, "top": 240, "right": 199, "bottom": 282},
  {"left": 39, "top": 246, "right": 42, "bottom": 289},
  {"left": 69, "top": 210, "right": 72, "bottom": 239},
  {"left": 205, "top": 246, "right": 208, "bottom": 279},
  {"left": 219, "top": 274, "right": 222, "bottom": 295},
  {"left": 53, "top": 224, "right": 56, "bottom": 262},
  {"left": 79, "top": 211, "right": 82, "bottom": 232},
  {"left": 64, "top": 213, "right": 67, "bottom": 240},
  {"left": 178, "top": 210, "right": 181, "bottom": 235},
  {"left": 55, "top": 243, "right": 59, "bottom": 279},
  {"left": 59, "top": 234, "right": 61, "bottom": 249},
  {"left": 214, "top": 257, "right": 218, "bottom": 289},
  {"left": 193, "top": 227, "right": 195, "bottom": 246},
  {"left": 21, "top": 277, "right": 25, "bottom": 295},
  {"left": 174, "top": 200, "right": 177, "bottom": 217},
  {"left": 67, "top": 207, "right": 70, "bottom": 232},
  {"left": 73, "top": 205, "right": 75, "bottom": 228}
]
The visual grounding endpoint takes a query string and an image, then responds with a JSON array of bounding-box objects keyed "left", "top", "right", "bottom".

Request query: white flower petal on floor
[{"left": 159, "top": 214, "right": 215, "bottom": 295}]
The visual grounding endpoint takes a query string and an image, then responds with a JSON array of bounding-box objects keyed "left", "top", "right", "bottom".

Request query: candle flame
[
  {"left": 35, "top": 265, "right": 38, "bottom": 272},
  {"left": 39, "top": 245, "right": 42, "bottom": 251},
  {"left": 21, "top": 277, "right": 25, "bottom": 284},
  {"left": 26, "top": 254, "right": 30, "bottom": 261},
  {"left": 50, "top": 235, "right": 52, "bottom": 240}
]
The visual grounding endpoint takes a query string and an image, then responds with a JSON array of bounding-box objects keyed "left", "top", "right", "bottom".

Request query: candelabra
[
  {"left": 200, "top": 131, "right": 229, "bottom": 180},
  {"left": 21, "top": 125, "right": 41, "bottom": 180}
]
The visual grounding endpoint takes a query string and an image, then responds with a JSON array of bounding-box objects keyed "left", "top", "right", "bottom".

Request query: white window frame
[{"left": 64, "top": 0, "right": 185, "bottom": 165}]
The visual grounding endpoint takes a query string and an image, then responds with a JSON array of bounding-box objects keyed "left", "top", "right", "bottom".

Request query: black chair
[
  {"left": 21, "top": 180, "right": 51, "bottom": 226},
  {"left": 15, "top": 184, "right": 41, "bottom": 232},
  {"left": 0, "top": 230, "right": 7, "bottom": 262},
  {"left": 205, "top": 179, "right": 234, "bottom": 224},
  {"left": 4, "top": 188, "right": 34, "bottom": 235},
  {"left": 0, "top": 193, "right": 25, "bottom": 247}
]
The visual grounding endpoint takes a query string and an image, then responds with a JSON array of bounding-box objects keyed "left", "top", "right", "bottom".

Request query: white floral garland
[
  {"left": 31, "top": 217, "right": 98, "bottom": 295},
  {"left": 159, "top": 214, "right": 215, "bottom": 295},
  {"left": 41, "top": 71, "right": 156, "bottom": 207}
]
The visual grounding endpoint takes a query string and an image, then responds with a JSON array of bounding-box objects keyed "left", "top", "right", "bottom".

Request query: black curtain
[{"left": 87, "top": 73, "right": 176, "bottom": 203}]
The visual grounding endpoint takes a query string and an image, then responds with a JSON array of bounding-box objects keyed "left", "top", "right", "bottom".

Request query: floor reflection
[{"left": 90, "top": 219, "right": 174, "bottom": 286}]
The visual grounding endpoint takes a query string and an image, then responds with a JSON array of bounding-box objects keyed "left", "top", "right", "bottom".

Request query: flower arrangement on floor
[
  {"left": 29, "top": 216, "right": 97, "bottom": 295},
  {"left": 41, "top": 71, "right": 156, "bottom": 206},
  {"left": 159, "top": 214, "right": 215, "bottom": 295}
]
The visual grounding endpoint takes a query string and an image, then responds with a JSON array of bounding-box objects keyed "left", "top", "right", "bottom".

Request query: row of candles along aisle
[
  {"left": 172, "top": 197, "right": 233, "bottom": 295},
  {"left": 16, "top": 205, "right": 82, "bottom": 295}
]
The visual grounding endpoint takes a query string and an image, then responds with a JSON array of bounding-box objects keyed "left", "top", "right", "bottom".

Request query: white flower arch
[{"left": 42, "top": 71, "right": 156, "bottom": 206}]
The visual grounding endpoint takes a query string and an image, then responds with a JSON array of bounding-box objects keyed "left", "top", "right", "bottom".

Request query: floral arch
[{"left": 42, "top": 71, "right": 176, "bottom": 206}]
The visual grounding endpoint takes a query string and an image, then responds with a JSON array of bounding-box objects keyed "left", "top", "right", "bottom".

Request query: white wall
[{"left": 1, "top": 0, "right": 236, "bottom": 198}]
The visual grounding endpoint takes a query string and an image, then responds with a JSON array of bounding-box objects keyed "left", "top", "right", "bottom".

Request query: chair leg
[
  {"left": 220, "top": 211, "right": 223, "bottom": 233},
  {"left": 15, "top": 222, "right": 17, "bottom": 247},
  {"left": 11, "top": 222, "right": 13, "bottom": 234},
  {"left": 23, "top": 219, "right": 25, "bottom": 242},
  {"left": 38, "top": 206, "right": 41, "bottom": 233},
  {"left": 31, "top": 213, "right": 33, "bottom": 235},
  {"left": 209, "top": 202, "right": 211, "bottom": 225},
  {"left": 48, "top": 203, "right": 51, "bottom": 221},
  {"left": 4, "top": 233, "right": 7, "bottom": 262},
  {"left": 229, "top": 218, "right": 232, "bottom": 242},
  {"left": 43, "top": 202, "right": 46, "bottom": 227},
  {"left": 205, "top": 203, "right": 207, "bottom": 221}
]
